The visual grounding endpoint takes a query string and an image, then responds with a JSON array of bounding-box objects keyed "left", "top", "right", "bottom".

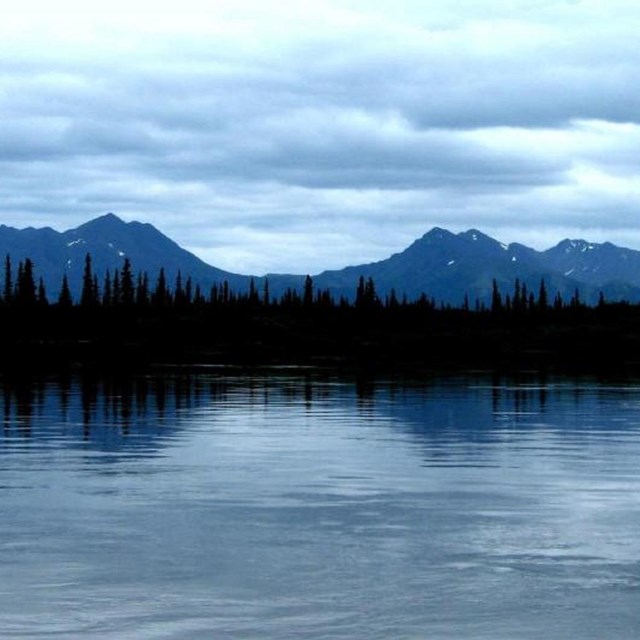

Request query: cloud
[{"left": 0, "top": 1, "right": 639, "bottom": 273}]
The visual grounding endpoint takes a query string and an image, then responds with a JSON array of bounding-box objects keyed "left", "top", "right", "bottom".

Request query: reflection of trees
[
  {"left": 0, "top": 371, "right": 627, "bottom": 466},
  {"left": 3, "top": 380, "right": 10, "bottom": 431},
  {"left": 81, "top": 376, "right": 97, "bottom": 432},
  {"left": 155, "top": 377, "right": 166, "bottom": 418},
  {"left": 59, "top": 374, "right": 71, "bottom": 421},
  {"left": 489, "top": 372, "right": 550, "bottom": 422},
  {"left": 15, "top": 380, "right": 34, "bottom": 436},
  {"left": 356, "top": 376, "right": 375, "bottom": 414},
  {"left": 0, "top": 373, "right": 199, "bottom": 450},
  {"left": 1, "top": 376, "right": 36, "bottom": 436}
]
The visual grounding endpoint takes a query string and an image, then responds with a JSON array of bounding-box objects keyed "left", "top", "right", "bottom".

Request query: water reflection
[
  {"left": 3, "top": 370, "right": 640, "bottom": 456},
  {"left": 1, "top": 369, "right": 640, "bottom": 639}
]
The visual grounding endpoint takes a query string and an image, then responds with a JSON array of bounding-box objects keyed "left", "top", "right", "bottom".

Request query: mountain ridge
[
  {"left": 1, "top": 213, "right": 640, "bottom": 305},
  {"left": 0, "top": 213, "right": 252, "bottom": 300}
]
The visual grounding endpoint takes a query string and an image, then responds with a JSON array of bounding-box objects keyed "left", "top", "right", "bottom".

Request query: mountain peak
[
  {"left": 458, "top": 229, "right": 499, "bottom": 244},
  {"left": 79, "top": 212, "right": 125, "bottom": 228},
  {"left": 99, "top": 212, "right": 122, "bottom": 223},
  {"left": 552, "top": 238, "right": 596, "bottom": 255},
  {"left": 421, "top": 227, "right": 456, "bottom": 242}
]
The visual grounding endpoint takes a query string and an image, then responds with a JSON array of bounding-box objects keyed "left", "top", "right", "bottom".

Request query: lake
[{"left": 1, "top": 369, "right": 639, "bottom": 639}]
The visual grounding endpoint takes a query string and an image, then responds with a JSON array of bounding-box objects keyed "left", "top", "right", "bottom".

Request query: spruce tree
[
  {"left": 92, "top": 275, "right": 100, "bottom": 306},
  {"left": 538, "top": 279, "right": 548, "bottom": 312},
  {"left": 120, "top": 258, "right": 134, "bottom": 306},
  {"left": 209, "top": 284, "right": 219, "bottom": 306},
  {"left": 513, "top": 278, "right": 522, "bottom": 312},
  {"left": 112, "top": 270, "right": 121, "bottom": 305},
  {"left": 193, "top": 284, "right": 204, "bottom": 306},
  {"left": 16, "top": 259, "right": 37, "bottom": 306},
  {"left": 3, "top": 255, "right": 12, "bottom": 304},
  {"left": 80, "top": 254, "right": 96, "bottom": 307},
  {"left": 58, "top": 274, "right": 73, "bottom": 307},
  {"left": 174, "top": 271, "right": 184, "bottom": 306},
  {"left": 248, "top": 277, "right": 258, "bottom": 306},
  {"left": 355, "top": 276, "right": 366, "bottom": 308},
  {"left": 491, "top": 279, "right": 503, "bottom": 314},
  {"left": 37, "top": 278, "right": 48, "bottom": 306},
  {"left": 364, "top": 277, "right": 378, "bottom": 307},
  {"left": 136, "top": 273, "right": 149, "bottom": 306},
  {"left": 102, "top": 270, "right": 113, "bottom": 307},
  {"left": 152, "top": 268, "right": 169, "bottom": 307},
  {"left": 303, "top": 275, "right": 313, "bottom": 307}
]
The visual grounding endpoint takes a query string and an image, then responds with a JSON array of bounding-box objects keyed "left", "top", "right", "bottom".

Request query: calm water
[{"left": 1, "top": 370, "right": 639, "bottom": 639}]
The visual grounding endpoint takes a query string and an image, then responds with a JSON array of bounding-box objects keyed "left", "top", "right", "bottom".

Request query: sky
[{"left": 1, "top": 0, "right": 640, "bottom": 275}]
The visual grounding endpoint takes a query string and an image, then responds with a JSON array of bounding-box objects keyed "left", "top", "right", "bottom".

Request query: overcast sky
[{"left": 1, "top": 1, "right": 639, "bottom": 275}]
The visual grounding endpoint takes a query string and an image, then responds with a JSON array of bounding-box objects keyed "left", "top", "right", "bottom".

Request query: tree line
[
  {"left": 2, "top": 253, "right": 639, "bottom": 373},
  {"left": 0, "top": 252, "right": 602, "bottom": 315}
]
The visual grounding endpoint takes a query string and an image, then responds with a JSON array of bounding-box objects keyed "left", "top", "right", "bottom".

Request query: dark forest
[{"left": 2, "top": 253, "right": 640, "bottom": 374}]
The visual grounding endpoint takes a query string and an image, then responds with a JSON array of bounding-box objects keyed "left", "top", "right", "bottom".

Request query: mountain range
[{"left": 2, "top": 213, "right": 640, "bottom": 305}]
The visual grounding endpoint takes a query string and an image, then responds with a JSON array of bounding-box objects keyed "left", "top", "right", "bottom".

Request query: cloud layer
[{"left": 1, "top": 0, "right": 639, "bottom": 274}]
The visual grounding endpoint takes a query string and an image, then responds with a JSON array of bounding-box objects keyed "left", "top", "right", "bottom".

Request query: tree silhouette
[
  {"left": 263, "top": 279, "right": 270, "bottom": 306},
  {"left": 491, "top": 279, "right": 503, "bottom": 314},
  {"left": 37, "top": 278, "right": 48, "bottom": 307},
  {"left": 538, "top": 279, "right": 548, "bottom": 312},
  {"left": 174, "top": 271, "right": 185, "bottom": 307},
  {"left": 248, "top": 277, "right": 258, "bottom": 306},
  {"left": 15, "top": 259, "right": 37, "bottom": 306},
  {"left": 3, "top": 255, "right": 12, "bottom": 304},
  {"left": 355, "top": 276, "right": 366, "bottom": 307},
  {"left": 136, "top": 272, "right": 149, "bottom": 306},
  {"left": 303, "top": 275, "right": 314, "bottom": 307},
  {"left": 58, "top": 274, "right": 73, "bottom": 307},
  {"left": 120, "top": 258, "right": 134, "bottom": 306},
  {"left": 152, "top": 268, "right": 169, "bottom": 307},
  {"left": 102, "top": 270, "right": 113, "bottom": 307},
  {"left": 112, "top": 270, "right": 121, "bottom": 305},
  {"left": 81, "top": 254, "right": 97, "bottom": 307}
]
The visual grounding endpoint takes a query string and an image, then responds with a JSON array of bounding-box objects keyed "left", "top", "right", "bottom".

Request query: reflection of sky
[
  {"left": 4, "top": 371, "right": 640, "bottom": 457},
  {"left": 1, "top": 371, "right": 640, "bottom": 638}
]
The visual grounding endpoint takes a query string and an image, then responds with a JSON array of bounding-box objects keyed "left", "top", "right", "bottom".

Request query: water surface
[{"left": 1, "top": 370, "right": 639, "bottom": 639}]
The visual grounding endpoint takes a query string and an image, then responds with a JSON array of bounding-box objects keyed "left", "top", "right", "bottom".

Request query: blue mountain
[
  {"left": 1, "top": 214, "right": 640, "bottom": 305},
  {"left": 303, "top": 228, "right": 640, "bottom": 305},
  {"left": 0, "top": 213, "right": 252, "bottom": 300}
]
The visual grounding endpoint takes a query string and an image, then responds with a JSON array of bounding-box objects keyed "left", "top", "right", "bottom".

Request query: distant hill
[
  {"left": 0, "top": 213, "right": 252, "bottom": 300},
  {"left": 301, "top": 228, "right": 640, "bottom": 306},
  {"left": 2, "top": 214, "right": 640, "bottom": 305}
]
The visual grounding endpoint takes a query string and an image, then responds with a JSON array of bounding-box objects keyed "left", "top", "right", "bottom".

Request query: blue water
[{"left": 0, "top": 370, "right": 639, "bottom": 638}]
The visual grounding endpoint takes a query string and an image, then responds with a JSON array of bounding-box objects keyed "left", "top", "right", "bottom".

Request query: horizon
[
  {"left": 1, "top": 2, "right": 639, "bottom": 273},
  {"left": 0, "top": 211, "right": 634, "bottom": 277}
]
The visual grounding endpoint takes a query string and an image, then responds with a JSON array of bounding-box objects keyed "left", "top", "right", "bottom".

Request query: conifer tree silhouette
[
  {"left": 136, "top": 273, "right": 149, "bottom": 306},
  {"left": 58, "top": 274, "right": 73, "bottom": 307},
  {"left": 491, "top": 279, "right": 503, "bottom": 314},
  {"left": 3, "top": 255, "right": 12, "bottom": 304},
  {"left": 37, "top": 278, "right": 48, "bottom": 306},
  {"left": 120, "top": 258, "right": 134, "bottom": 306},
  {"left": 81, "top": 254, "right": 97, "bottom": 307},
  {"left": 16, "top": 259, "right": 37, "bottom": 306},
  {"left": 152, "top": 268, "right": 169, "bottom": 307},
  {"left": 538, "top": 279, "right": 548, "bottom": 312},
  {"left": 303, "top": 275, "right": 314, "bottom": 307},
  {"left": 112, "top": 270, "right": 121, "bottom": 305},
  {"left": 102, "top": 270, "right": 113, "bottom": 307}
]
